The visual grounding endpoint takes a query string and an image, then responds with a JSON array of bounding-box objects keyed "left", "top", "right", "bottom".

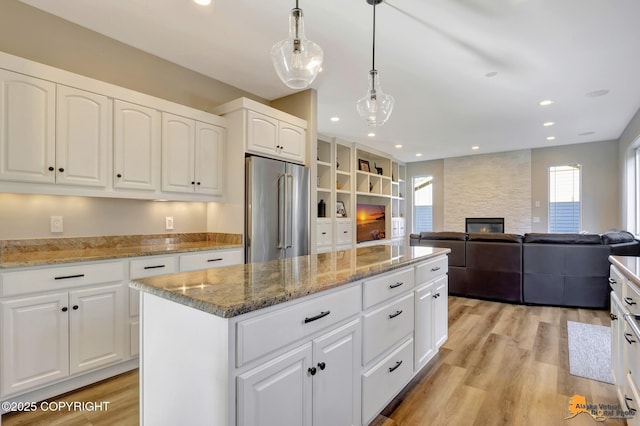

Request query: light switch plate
[
  {"left": 50, "top": 216, "right": 63, "bottom": 233},
  {"left": 165, "top": 216, "right": 174, "bottom": 230}
]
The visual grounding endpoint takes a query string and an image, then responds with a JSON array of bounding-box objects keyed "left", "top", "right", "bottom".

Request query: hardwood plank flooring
[{"left": 2, "top": 296, "right": 624, "bottom": 425}]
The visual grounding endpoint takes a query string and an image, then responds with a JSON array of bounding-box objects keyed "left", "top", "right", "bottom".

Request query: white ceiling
[{"left": 20, "top": 0, "right": 640, "bottom": 162}]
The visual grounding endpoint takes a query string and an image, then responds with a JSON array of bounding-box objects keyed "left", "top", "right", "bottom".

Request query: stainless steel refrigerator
[{"left": 245, "top": 156, "right": 310, "bottom": 263}]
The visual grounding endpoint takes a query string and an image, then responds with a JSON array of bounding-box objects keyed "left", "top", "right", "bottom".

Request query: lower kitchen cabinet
[
  {"left": 1, "top": 283, "right": 125, "bottom": 397},
  {"left": 433, "top": 276, "right": 448, "bottom": 348}
]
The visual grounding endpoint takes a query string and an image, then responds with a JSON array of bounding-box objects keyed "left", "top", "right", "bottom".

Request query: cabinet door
[
  {"left": 55, "top": 85, "right": 109, "bottom": 187},
  {"left": 337, "top": 220, "right": 353, "bottom": 245},
  {"left": 278, "top": 122, "right": 306, "bottom": 163},
  {"left": 611, "top": 293, "right": 623, "bottom": 386},
  {"left": 237, "top": 343, "right": 312, "bottom": 426},
  {"left": 313, "top": 320, "right": 360, "bottom": 426},
  {"left": 0, "top": 69, "right": 56, "bottom": 184},
  {"left": 1, "top": 292, "right": 69, "bottom": 396},
  {"left": 194, "top": 121, "right": 224, "bottom": 195},
  {"left": 317, "top": 219, "right": 332, "bottom": 247},
  {"left": 414, "top": 283, "right": 435, "bottom": 371},
  {"left": 113, "top": 100, "right": 160, "bottom": 191},
  {"left": 68, "top": 283, "right": 125, "bottom": 375},
  {"left": 433, "top": 276, "right": 448, "bottom": 348},
  {"left": 162, "top": 113, "right": 195, "bottom": 193},
  {"left": 246, "top": 110, "right": 278, "bottom": 156}
]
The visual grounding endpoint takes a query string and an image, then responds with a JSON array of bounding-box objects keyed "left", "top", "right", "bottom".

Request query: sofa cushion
[
  {"left": 523, "top": 233, "right": 602, "bottom": 245},
  {"left": 602, "top": 230, "right": 636, "bottom": 245},
  {"left": 467, "top": 233, "right": 523, "bottom": 243},
  {"left": 419, "top": 231, "right": 467, "bottom": 241}
]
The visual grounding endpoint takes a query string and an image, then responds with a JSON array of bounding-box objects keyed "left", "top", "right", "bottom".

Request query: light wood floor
[{"left": 2, "top": 296, "right": 624, "bottom": 426}]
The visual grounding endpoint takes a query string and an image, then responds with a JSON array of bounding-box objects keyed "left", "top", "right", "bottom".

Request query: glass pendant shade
[
  {"left": 356, "top": 70, "right": 394, "bottom": 127},
  {"left": 271, "top": 7, "right": 324, "bottom": 89}
]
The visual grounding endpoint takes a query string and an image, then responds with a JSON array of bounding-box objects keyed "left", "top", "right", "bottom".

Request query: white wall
[{"left": 0, "top": 194, "right": 207, "bottom": 239}]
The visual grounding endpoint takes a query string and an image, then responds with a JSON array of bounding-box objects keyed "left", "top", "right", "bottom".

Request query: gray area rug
[{"left": 567, "top": 321, "right": 614, "bottom": 384}]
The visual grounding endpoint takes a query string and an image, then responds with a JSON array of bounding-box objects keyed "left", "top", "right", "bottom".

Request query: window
[
  {"left": 413, "top": 176, "right": 433, "bottom": 232},
  {"left": 549, "top": 164, "right": 581, "bottom": 232}
]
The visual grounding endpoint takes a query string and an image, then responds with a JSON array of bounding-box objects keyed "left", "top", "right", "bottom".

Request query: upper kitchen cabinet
[
  {"left": 56, "top": 85, "right": 109, "bottom": 188},
  {"left": 113, "top": 100, "right": 161, "bottom": 192},
  {"left": 0, "top": 73, "right": 109, "bottom": 188},
  {"left": 161, "top": 113, "right": 224, "bottom": 196},
  {"left": 215, "top": 97, "right": 307, "bottom": 165},
  {"left": 0, "top": 69, "right": 56, "bottom": 184}
]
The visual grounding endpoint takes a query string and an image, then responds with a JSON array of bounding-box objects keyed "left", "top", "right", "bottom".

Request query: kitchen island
[{"left": 131, "top": 244, "right": 450, "bottom": 426}]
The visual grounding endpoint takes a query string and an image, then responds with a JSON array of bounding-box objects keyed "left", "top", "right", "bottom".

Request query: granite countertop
[
  {"left": 0, "top": 233, "right": 243, "bottom": 269},
  {"left": 130, "top": 245, "right": 450, "bottom": 318}
]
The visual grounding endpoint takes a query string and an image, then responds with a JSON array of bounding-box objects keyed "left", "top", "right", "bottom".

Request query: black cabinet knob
[
  {"left": 191, "top": 181, "right": 195, "bottom": 185},
  {"left": 48, "top": 166, "right": 54, "bottom": 171},
  {"left": 197, "top": 182, "right": 201, "bottom": 185},
  {"left": 117, "top": 173, "right": 122, "bottom": 178},
  {"left": 61, "top": 307, "right": 68, "bottom": 312},
  {"left": 58, "top": 167, "right": 64, "bottom": 172},
  {"left": 317, "top": 362, "right": 326, "bottom": 371},
  {"left": 72, "top": 305, "right": 79, "bottom": 310},
  {"left": 308, "top": 367, "right": 317, "bottom": 376}
]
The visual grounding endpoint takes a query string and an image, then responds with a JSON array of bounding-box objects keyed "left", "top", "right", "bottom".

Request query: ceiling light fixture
[
  {"left": 356, "top": 0, "right": 394, "bottom": 127},
  {"left": 546, "top": 136, "right": 556, "bottom": 141},
  {"left": 395, "top": 144, "right": 402, "bottom": 148},
  {"left": 472, "top": 146, "right": 479, "bottom": 150},
  {"left": 539, "top": 100, "right": 554, "bottom": 106},
  {"left": 543, "top": 121, "right": 555, "bottom": 127},
  {"left": 330, "top": 116, "right": 340, "bottom": 122},
  {"left": 193, "top": 0, "right": 211, "bottom": 5},
  {"left": 416, "top": 153, "right": 423, "bottom": 157},
  {"left": 271, "top": 0, "right": 323, "bottom": 89},
  {"left": 368, "top": 132, "right": 376, "bottom": 137}
]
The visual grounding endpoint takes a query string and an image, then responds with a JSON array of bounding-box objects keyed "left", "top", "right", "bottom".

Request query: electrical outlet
[
  {"left": 165, "top": 216, "right": 174, "bottom": 230},
  {"left": 50, "top": 216, "right": 63, "bottom": 233}
]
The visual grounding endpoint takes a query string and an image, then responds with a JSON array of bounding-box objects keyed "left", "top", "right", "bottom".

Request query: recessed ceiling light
[
  {"left": 416, "top": 153, "right": 423, "bottom": 157},
  {"left": 193, "top": 0, "right": 211, "bottom": 5},
  {"left": 394, "top": 144, "right": 403, "bottom": 149},
  {"left": 539, "top": 100, "right": 554, "bottom": 106},
  {"left": 586, "top": 89, "right": 609, "bottom": 98},
  {"left": 367, "top": 132, "right": 375, "bottom": 137},
  {"left": 330, "top": 116, "right": 340, "bottom": 122},
  {"left": 543, "top": 121, "right": 555, "bottom": 127},
  {"left": 471, "top": 146, "right": 479, "bottom": 150},
  {"left": 546, "top": 136, "right": 556, "bottom": 141},
  {"left": 485, "top": 71, "right": 498, "bottom": 78},
  {"left": 578, "top": 131, "right": 595, "bottom": 136}
]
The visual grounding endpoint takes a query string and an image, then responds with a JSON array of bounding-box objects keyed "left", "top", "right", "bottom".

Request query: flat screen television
[{"left": 356, "top": 203, "right": 386, "bottom": 243}]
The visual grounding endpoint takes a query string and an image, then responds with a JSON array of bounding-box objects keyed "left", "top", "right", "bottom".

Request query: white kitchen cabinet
[
  {"left": 68, "top": 284, "right": 125, "bottom": 375},
  {"left": 414, "top": 283, "right": 435, "bottom": 371},
  {"left": 55, "top": 85, "right": 109, "bottom": 188},
  {"left": 246, "top": 109, "right": 306, "bottom": 164},
  {"left": 0, "top": 69, "right": 56, "bottom": 184},
  {"left": 238, "top": 343, "right": 312, "bottom": 426},
  {"left": 0, "top": 261, "right": 127, "bottom": 398},
  {"left": 317, "top": 218, "right": 333, "bottom": 249},
  {"left": 237, "top": 319, "right": 360, "bottom": 426},
  {"left": 162, "top": 113, "right": 224, "bottom": 195},
  {"left": 1, "top": 292, "right": 69, "bottom": 396},
  {"left": 113, "top": 100, "right": 160, "bottom": 192},
  {"left": 433, "top": 276, "right": 448, "bottom": 348},
  {"left": 312, "top": 319, "right": 361, "bottom": 426},
  {"left": 337, "top": 219, "right": 353, "bottom": 246}
]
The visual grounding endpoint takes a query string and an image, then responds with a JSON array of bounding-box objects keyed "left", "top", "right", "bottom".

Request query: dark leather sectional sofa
[{"left": 410, "top": 230, "right": 640, "bottom": 309}]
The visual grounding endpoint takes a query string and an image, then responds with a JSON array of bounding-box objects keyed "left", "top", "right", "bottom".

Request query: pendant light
[
  {"left": 356, "top": 0, "right": 394, "bottom": 127},
  {"left": 271, "top": 0, "right": 324, "bottom": 89}
]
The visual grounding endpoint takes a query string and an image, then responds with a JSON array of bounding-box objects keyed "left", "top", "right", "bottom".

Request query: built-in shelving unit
[{"left": 314, "top": 136, "right": 406, "bottom": 252}]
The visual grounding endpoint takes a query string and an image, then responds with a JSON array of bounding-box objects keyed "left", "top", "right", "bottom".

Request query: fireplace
[{"left": 466, "top": 218, "right": 504, "bottom": 233}]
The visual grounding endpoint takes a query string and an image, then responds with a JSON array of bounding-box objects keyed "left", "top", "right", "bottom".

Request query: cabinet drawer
[
  {"left": 179, "top": 249, "right": 243, "bottom": 272},
  {"left": 130, "top": 256, "right": 177, "bottom": 279},
  {"left": 415, "top": 256, "right": 448, "bottom": 285},
  {"left": 337, "top": 220, "right": 352, "bottom": 245},
  {"left": 317, "top": 220, "right": 332, "bottom": 247},
  {"left": 0, "top": 261, "right": 125, "bottom": 297},
  {"left": 610, "top": 265, "right": 625, "bottom": 300},
  {"left": 362, "top": 292, "right": 414, "bottom": 365},
  {"left": 363, "top": 267, "right": 414, "bottom": 310},
  {"left": 362, "top": 338, "right": 414, "bottom": 425},
  {"left": 624, "top": 280, "right": 640, "bottom": 317},
  {"left": 237, "top": 285, "right": 360, "bottom": 367}
]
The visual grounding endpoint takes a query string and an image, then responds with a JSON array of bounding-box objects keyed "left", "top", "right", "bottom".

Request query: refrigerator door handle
[
  {"left": 286, "top": 173, "right": 294, "bottom": 249},
  {"left": 277, "top": 173, "right": 286, "bottom": 249}
]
